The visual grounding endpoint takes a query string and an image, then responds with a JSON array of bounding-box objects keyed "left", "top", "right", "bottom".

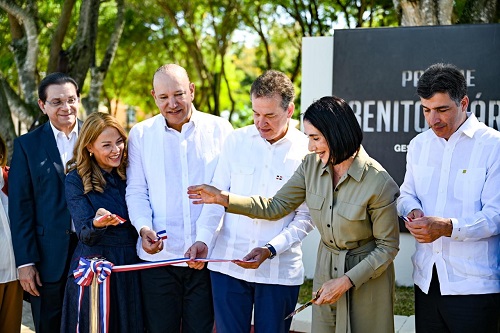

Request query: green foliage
[
  {"left": 298, "top": 278, "right": 315, "bottom": 303},
  {"left": 0, "top": 11, "right": 16, "bottom": 81},
  {"left": 103, "top": 2, "right": 167, "bottom": 115},
  {"left": 394, "top": 286, "right": 415, "bottom": 316},
  {"left": 1, "top": 0, "right": 497, "bottom": 129}
]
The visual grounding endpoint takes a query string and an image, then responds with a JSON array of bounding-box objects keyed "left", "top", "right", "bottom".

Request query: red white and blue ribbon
[
  {"left": 73, "top": 257, "right": 254, "bottom": 332},
  {"left": 73, "top": 257, "right": 113, "bottom": 333},
  {"left": 156, "top": 230, "right": 167, "bottom": 241}
]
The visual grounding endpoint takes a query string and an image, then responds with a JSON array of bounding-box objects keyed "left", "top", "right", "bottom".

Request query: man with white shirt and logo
[
  {"left": 9, "top": 73, "right": 81, "bottom": 333},
  {"left": 398, "top": 63, "right": 500, "bottom": 333},
  {"left": 126, "top": 64, "right": 233, "bottom": 332},
  {"left": 200, "top": 70, "right": 313, "bottom": 333}
]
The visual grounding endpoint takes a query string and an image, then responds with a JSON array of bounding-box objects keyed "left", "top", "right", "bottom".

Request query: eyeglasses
[{"left": 45, "top": 97, "right": 79, "bottom": 107}]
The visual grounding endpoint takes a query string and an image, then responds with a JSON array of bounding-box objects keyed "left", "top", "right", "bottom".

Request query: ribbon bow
[{"left": 73, "top": 257, "right": 114, "bottom": 333}]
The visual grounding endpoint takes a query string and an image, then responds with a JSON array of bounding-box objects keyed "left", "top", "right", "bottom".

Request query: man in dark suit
[{"left": 9, "top": 73, "right": 81, "bottom": 332}]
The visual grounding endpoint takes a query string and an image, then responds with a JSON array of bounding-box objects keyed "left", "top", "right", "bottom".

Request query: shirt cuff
[
  {"left": 267, "top": 234, "right": 288, "bottom": 255},
  {"left": 449, "top": 218, "right": 464, "bottom": 240},
  {"left": 345, "top": 260, "right": 373, "bottom": 288},
  {"left": 18, "top": 263, "right": 35, "bottom": 269}
]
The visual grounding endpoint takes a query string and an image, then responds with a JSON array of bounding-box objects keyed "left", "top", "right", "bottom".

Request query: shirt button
[
  {"left": 335, "top": 188, "right": 339, "bottom": 192},
  {"left": 329, "top": 240, "right": 333, "bottom": 243},
  {"left": 329, "top": 206, "right": 332, "bottom": 209},
  {"left": 327, "top": 224, "right": 331, "bottom": 228}
]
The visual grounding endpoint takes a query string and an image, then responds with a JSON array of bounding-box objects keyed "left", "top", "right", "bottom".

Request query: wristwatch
[{"left": 264, "top": 243, "right": 276, "bottom": 260}]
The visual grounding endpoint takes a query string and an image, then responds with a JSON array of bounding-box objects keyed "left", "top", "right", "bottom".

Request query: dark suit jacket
[{"left": 9, "top": 121, "right": 81, "bottom": 283}]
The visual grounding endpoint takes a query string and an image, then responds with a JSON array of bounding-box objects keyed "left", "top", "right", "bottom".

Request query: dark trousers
[
  {"left": 210, "top": 271, "right": 300, "bottom": 333},
  {"left": 141, "top": 265, "right": 214, "bottom": 333},
  {"left": 30, "top": 232, "right": 78, "bottom": 333},
  {"left": 415, "top": 267, "right": 500, "bottom": 333},
  {"left": 30, "top": 280, "right": 68, "bottom": 333}
]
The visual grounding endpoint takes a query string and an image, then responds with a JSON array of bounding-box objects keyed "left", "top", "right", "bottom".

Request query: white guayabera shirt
[
  {"left": 206, "top": 125, "right": 314, "bottom": 285},
  {"left": 126, "top": 109, "right": 233, "bottom": 263},
  {"left": 398, "top": 113, "right": 500, "bottom": 295}
]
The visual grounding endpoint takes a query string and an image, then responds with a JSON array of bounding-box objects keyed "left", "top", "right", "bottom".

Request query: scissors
[{"left": 284, "top": 292, "right": 320, "bottom": 320}]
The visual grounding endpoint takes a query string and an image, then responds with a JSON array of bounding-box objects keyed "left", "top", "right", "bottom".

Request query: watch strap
[{"left": 264, "top": 243, "right": 276, "bottom": 259}]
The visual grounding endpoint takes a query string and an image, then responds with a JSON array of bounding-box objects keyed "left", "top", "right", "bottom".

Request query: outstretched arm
[{"left": 187, "top": 184, "right": 229, "bottom": 207}]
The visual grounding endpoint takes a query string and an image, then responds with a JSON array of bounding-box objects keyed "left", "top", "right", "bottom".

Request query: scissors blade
[{"left": 284, "top": 297, "right": 316, "bottom": 320}]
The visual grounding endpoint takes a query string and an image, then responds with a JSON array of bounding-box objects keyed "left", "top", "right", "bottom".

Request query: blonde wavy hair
[{"left": 66, "top": 112, "right": 128, "bottom": 194}]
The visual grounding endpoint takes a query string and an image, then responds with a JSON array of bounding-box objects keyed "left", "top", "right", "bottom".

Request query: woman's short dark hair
[
  {"left": 303, "top": 96, "right": 362, "bottom": 165},
  {"left": 38, "top": 72, "right": 80, "bottom": 103},
  {"left": 417, "top": 63, "right": 467, "bottom": 105}
]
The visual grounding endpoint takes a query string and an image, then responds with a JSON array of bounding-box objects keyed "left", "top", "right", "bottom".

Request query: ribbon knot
[
  {"left": 73, "top": 257, "right": 114, "bottom": 333},
  {"left": 74, "top": 257, "right": 113, "bottom": 286}
]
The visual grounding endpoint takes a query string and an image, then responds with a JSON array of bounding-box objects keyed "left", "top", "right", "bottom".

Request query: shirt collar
[
  {"left": 346, "top": 146, "right": 368, "bottom": 183},
  {"left": 455, "top": 112, "right": 478, "bottom": 139},
  {"left": 49, "top": 121, "right": 78, "bottom": 140},
  {"left": 188, "top": 105, "right": 201, "bottom": 126},
  {"left": 319, "top": 146, "right": 367, "bottom": 181}
]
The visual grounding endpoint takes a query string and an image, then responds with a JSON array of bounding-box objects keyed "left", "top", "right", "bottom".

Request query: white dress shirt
[
  {"left": 0, "top": 168, "right": 17, "bottom": 283},
  {"left": 398, "top": 113, "right": 500, "bottom": 295},
  {"left": 50, "top": 121, "right": 78, "bottom": 233},
  {"left": 49, "top": 121, "right": 78, "bottom": 170},
  {"left": 206, "top": 125, "right": 314, "bottom": 285},
  {"left": 126, "top": 109, "right": 233, "bottom": 263}
]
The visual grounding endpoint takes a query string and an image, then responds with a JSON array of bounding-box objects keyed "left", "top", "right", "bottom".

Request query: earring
[{"left": 90, "top": 152, "right": 93, "bottom": 157}]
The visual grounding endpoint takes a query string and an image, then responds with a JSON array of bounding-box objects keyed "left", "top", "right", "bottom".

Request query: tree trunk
[
  {"left": 66, "top": 0, "right": 100, "bottom": 91},
  {"left": 460, "top": 0, "right": 498, "bottom": 23},
  {"left": 0, "top": 0, "right": 40, "bottom": 130},
  {"left": 85, "top": 0, "right": 125, "bottom": 115},
  {"left": 0, "top": 75, "right": 39, "bottom": 127},
  {"left": 396, "top": 0, "right": 453, "bottom": 26},
  {"left": 0, "top": 77, "right": 16, "bottom": 164},
  {"left": 0, "top": 0, "right": 39, "bottom": 107},
  {"left": 47, "top": 0, "right": 77, "bottom": 73}
]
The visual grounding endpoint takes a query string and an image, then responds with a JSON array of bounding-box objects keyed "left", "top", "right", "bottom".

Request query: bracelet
[{"left": 264, "top": 243, "right": 276, "bottom": 260}]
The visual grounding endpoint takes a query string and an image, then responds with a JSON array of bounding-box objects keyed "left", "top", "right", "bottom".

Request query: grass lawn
[{"left": 298, "top": 279, "right": 415, "bottom": 316}]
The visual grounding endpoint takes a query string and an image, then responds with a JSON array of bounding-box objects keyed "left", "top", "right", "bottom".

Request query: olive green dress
[{"left": 227, "top": 147, "right": 400, "bottom": 333}]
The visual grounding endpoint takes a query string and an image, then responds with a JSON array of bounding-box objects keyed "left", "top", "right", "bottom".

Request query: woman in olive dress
[{"left": 189, "top": 96, "right": 400, "bottom": 333}]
